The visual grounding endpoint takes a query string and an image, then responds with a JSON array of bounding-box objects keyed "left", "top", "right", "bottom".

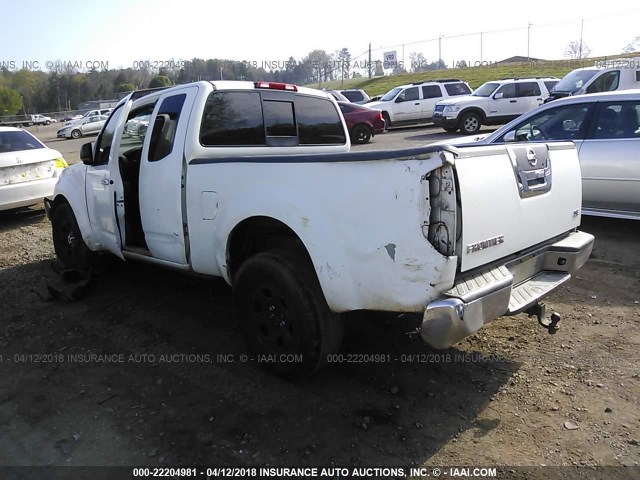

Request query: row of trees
[
  {"left": 2, "top": 37, "right": 639, "bottom": 115},
  {"left": 0, "top": 48, "right": 374, "bottom": 116}
]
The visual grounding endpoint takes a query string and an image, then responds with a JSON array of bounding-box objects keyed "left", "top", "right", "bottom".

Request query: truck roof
[{"left": 121, "top": 81, "right": 332, "bottom": 109}]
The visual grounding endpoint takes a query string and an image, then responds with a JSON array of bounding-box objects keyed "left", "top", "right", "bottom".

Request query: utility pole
[
  {"left": 527, "top": 21, "right": 532, "bottom": 61},
  {"left": 579, "top": 19, "right": 584, "bottom": 59},
  {"left": 368, "top": 42, "right": 372, "bottom": 79},
  {"left": 220, "top": 67, "right": 223, "bottom": 80},
  {"left": 480, "top": 32, "right": 483, "bottom": 63},
  {"left": 438, "top": 34, "right": 443, "bottom": 69}
]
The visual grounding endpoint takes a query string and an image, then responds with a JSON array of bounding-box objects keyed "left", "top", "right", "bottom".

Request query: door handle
[
  {"left": 100, "top": 178, "right": 110, "bottom": 185},
  {"left": 509, "top": 100, "right": 517, "bottom": 103},
  {"left": 414, "top": 102, "right": 420, "bottom": 105}
]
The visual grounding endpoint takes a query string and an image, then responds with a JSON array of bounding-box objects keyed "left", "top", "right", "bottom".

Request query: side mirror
[
  {"left": 80, "top": 142, "right": 94, "bottom": 165},
  {"left": 395, "top": 96, "right": 404, "bottom": 103},
  {"left": 503, "top": 130, "right": 516, "bottom": 142},
  {"left": 493, "top": 92, "right": 504, "bottom": 99}
]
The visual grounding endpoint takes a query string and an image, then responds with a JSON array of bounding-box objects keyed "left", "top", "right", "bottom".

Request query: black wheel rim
[
  {"left": 248, "top": 282, "right": 296, "bottom": 352},
  {"left": 55, "top": 216, "right": 79, "bottom": 266},
  {"left": 354, "top": 127, "right": 370, "bottom": 143}
]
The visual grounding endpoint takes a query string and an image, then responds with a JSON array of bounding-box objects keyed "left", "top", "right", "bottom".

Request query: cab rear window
[{"left": 200, "top": 91, "right": 345, "bottom": 146}]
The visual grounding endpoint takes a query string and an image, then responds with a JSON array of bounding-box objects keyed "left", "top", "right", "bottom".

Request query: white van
[{"left": 547, "top": 57, "right": 640, "bottom": 102}]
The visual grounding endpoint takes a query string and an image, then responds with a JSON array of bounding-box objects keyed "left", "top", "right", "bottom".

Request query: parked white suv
[
  {"left": 433, "top": 77, "right": 559, "bottom": 134},
  {"left": 366, "top": 79, "right": 472, "bottom": 127}
]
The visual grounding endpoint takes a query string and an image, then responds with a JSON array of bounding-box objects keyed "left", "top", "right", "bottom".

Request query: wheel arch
[
  {"left": 458, "top": 107, "right": 486, "bottom": 123},
  {"left": 224, "top": 214, "right": 359, "bottom": 313},
  {"left": 227, "top": 216, "right": 312, "bottom": 282},
  {"left": 50, "top": 165, "right": 99, "bottom": 250}
]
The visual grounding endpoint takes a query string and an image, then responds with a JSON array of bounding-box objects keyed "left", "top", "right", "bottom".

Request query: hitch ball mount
[{"left": 526, "top": 302, "right": 560, "bottom": 334}]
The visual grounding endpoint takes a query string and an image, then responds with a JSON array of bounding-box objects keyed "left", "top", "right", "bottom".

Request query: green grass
[{"left": 308, "top": 52, "right": 639, "bottom": 95}]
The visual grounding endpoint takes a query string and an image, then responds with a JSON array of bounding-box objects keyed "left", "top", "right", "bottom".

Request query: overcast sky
[{"left": 2, "top": 0, "right": 639, "bottom": 72}]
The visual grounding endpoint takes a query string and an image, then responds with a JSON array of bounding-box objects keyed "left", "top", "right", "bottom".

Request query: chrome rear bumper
[{"left": 421, "top": 230, "right": 594, "bottom": 349}]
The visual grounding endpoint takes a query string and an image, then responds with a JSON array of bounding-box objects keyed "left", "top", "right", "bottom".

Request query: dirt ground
[{"left": 0, "top": 203, "right": 638, "bottom": 476}]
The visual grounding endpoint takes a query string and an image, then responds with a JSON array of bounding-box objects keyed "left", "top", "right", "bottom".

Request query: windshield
[
  {"left": 380, "top": 87, "right": 403, "bottom": 102},
  {"left": 472, "top": 82, "right": 500, "bottom": 97},
  {"left": 552, "top": 70, "right": 599, "bottom": 93},
  {"left": 0, "top": 130, "right": 44, "bottom": 153}
]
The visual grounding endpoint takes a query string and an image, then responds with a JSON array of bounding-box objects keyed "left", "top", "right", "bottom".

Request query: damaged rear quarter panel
[{"left": 186, "top": 155, "right": 458, "bottom": 313}]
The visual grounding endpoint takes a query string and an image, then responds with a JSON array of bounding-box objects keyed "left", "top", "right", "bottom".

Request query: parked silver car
[
  {"left": 56, "top": 115, "right": 108, "bottom": 139},
  {"left": 446, "top": 90, "right": 640, "bottom": 220}
]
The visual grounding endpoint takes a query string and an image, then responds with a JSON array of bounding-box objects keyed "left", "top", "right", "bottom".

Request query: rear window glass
[
  {"left": 263, "top": 100, "right": 296, "bottom": 137},
  {"left": 342, "top": 91, "right": 364, "bottom": 102},
  {"left": 200, "top": 92, "right": 265, "bottom": 146},
  {"left": 296, "top": 96, "right": 346, "bottom": 145},
  {"left": 0, "top": 130, "right": 44, "bottom": 153},
  {"left": 199, "top": 92, "right": 346, "bottom": 146}
]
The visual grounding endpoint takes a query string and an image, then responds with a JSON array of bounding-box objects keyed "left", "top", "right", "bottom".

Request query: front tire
[
  {"left": 459, "top": 112, "right": 482, "bottom": 135},
  {"left": 382, "top": 112, "right": 391, "bottom": 129},
  {"left": 233, "top": 249, "right": 343, "bottom": 377},
  {"left": 52, "top": 202, "right": 94, "bottom": 273},
  {"left": 71, "top": 129, "right": 81, "bottom": 139},
  {"left": 351, "top": 124, "right": 372, "bottom": 144}
]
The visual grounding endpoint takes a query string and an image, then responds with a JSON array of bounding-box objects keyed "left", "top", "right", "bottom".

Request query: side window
[
  {"left": 421, "top": 85, "right": 442, "bottom": 99},
  {"left": 495, "top": 84, "right": 516, "bottom": 99},
  {"left": 200, "top": 92, "right": 265, "bottom": 146},
  {"left": 586, "top": 71, "right": 620, "bottom": 94},
  {"left": 444, "top": 83, "right": 471, "bottom": 96},
  {"left": 499, "top": 104, "right": 593, "bottom": 142},
  {"left": 592, "top": 101, "right": 640, "bottom": 139},
  {"left": 544, "top": 81, "right": 558, "bottom": 93},
  {"left": 95, "top": 104, "right": 125, "bottom": 165},
  {"left": 118, "top": 107, "right": 155, "bottom": 159},
  {"left": 296, "top": 96, "right": 346, "bottom": 145},
  {"left": 397, "top": 87, "right": 419, "bottom": 102},
  {"left": 516, "top": 82, "right": 541, "bottom": 97},
  {"left": 148, "top": 94, "right": 186, "bottom": 162}
]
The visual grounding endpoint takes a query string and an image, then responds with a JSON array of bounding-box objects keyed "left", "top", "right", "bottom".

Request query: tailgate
[{"left": 452, "top": 142, "right": 582, "bottom": 272}]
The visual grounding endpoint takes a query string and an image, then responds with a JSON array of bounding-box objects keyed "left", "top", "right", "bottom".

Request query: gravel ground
[{"left": 0, "top": 125, "right": 638, "bottom": 477}]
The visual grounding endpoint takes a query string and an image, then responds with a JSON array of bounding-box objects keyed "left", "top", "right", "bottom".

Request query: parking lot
[{"left": 0, "top": 124, "right": 639, "bottom": 470}]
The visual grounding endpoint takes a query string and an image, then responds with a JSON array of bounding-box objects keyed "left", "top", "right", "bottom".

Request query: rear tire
[
  {"left": 351, "top": 124, "right": 372, "bottom": 144},
  {"left": 52, "top": 202, "right": 94, "bottom": 273},
  {"left": 233, "top": 249, "right": 343, "bottom": 377},
  {"left": 459, "top": 112, "right": 482, "bottom": 135}
]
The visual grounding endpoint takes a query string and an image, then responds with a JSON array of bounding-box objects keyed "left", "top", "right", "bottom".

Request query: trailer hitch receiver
[{"left": 526, "top": 302, "right": 560, "bottom": 334}]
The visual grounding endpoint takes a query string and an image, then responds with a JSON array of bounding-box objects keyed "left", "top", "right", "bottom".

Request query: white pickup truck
[{"left": 46, "top": 80, "right": 594, "bottom": 376}]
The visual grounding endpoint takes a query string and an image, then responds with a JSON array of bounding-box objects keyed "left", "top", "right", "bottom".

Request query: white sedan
[
  {"left": 0, "top": 127, "right": 68, "bottom": 211},
  {"left": 56, "top": 115, "right": 108, "bottom": 139}
]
